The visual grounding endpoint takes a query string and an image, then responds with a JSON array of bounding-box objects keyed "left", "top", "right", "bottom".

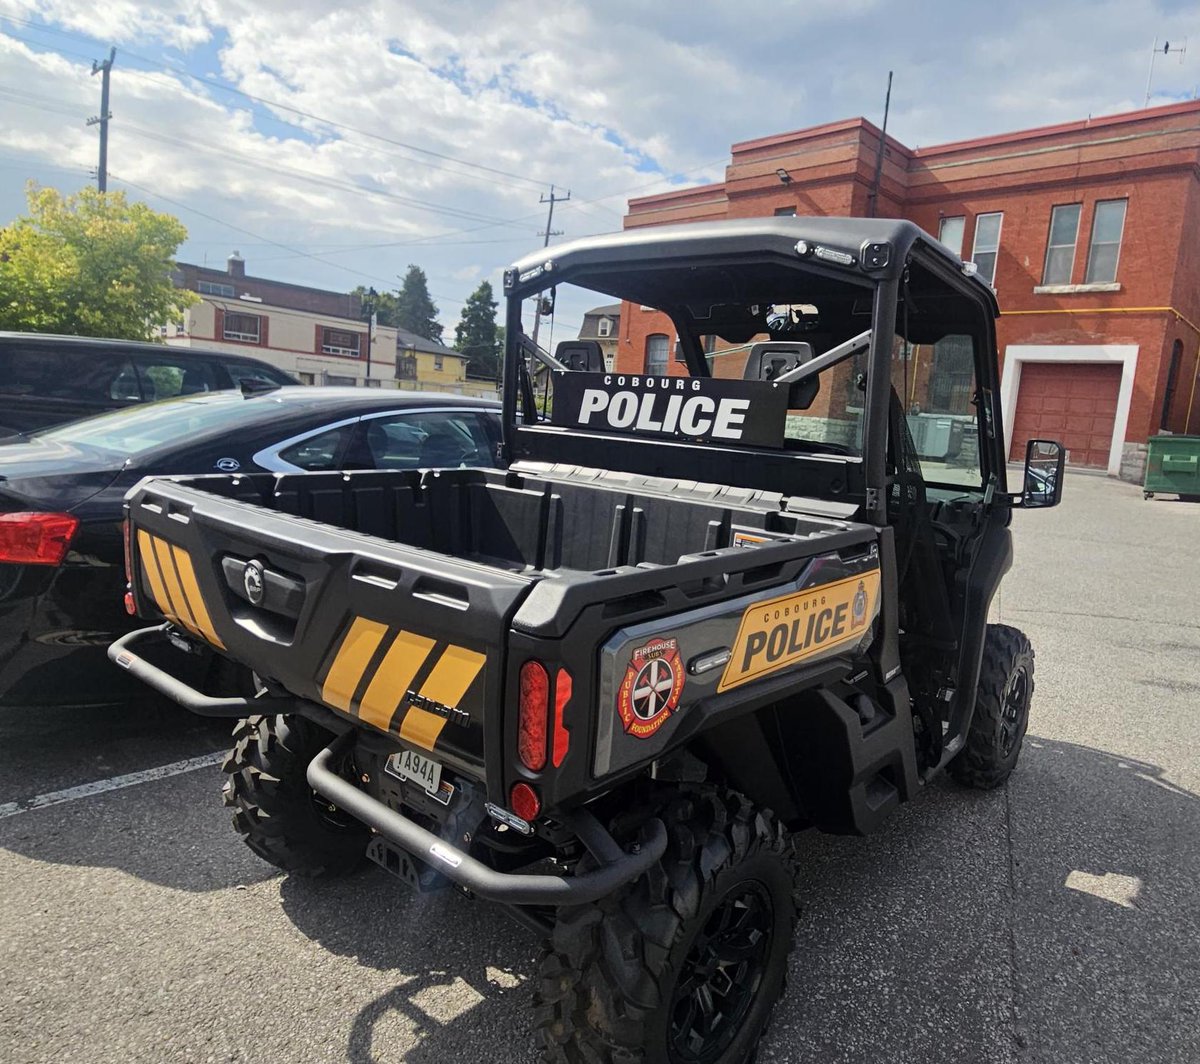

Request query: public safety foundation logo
[
  {"left": 852, "top": 579, "right": 868, "bottom": 629},
  {"left": 617, "top": 637, "right": 684, "bottom": 739}
]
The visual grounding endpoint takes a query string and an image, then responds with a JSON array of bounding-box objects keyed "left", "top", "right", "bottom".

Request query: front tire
[
  {"left": 222, "top": 714, "right": 368, "bottom": 877},
  {"left": 949, "top": 624, "right": 1035, "bottom": 790},
  {"left": 535, "top": 788, "right": 798, "bottom": 1064}
]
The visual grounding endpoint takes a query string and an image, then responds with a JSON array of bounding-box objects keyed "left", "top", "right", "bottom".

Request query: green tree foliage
[
  {"left": 0, "top": 183, "right": 197, "bottom": 339},
  {"left": 350, "top": 285, "right": 400, "bottom": 327},
  {"left": 454, "top": 280, "right": 501, "bottom": 380},
  {"left": 394, "top": 264, "right": 443, "bottom": 343}
]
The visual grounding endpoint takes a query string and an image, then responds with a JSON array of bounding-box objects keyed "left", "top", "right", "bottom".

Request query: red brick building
[{"left": 617, "top": 101, "right": 1200, "bottom": 477}]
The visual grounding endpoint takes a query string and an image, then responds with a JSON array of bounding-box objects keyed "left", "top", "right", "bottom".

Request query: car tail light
[
  {"left": 509, "top": 782, "right": 541, "bottom": 822},
  {"left": 518, "top": 660, "right": 549, "bottom": 771},
  {"left": 0, "top": 512, "right": 80, "bottom": 565},
  {"left": 552, "top": 667, "right": 572, "bottom": 767}
]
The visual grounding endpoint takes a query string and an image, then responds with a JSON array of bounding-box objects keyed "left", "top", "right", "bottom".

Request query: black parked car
[
  {"left": 0, "top": 332, "right": 298, "bottom": 436},
  {"left": 0, "top": 387, "right": 500, "bottom": 706}
]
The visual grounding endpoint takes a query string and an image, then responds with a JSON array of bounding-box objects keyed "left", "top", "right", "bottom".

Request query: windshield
[{"left": 34, "top": 391, "right": 263, "bottom": 457}]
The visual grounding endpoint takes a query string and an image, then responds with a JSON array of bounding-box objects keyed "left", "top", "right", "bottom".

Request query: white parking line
[{"left": 0, "top": 751, "right": 226, "bottom": 819}]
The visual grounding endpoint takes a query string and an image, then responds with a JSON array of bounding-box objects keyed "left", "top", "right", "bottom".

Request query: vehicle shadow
[{"left": 269, "top": 737, "right": 1199, "bottom": 1064}]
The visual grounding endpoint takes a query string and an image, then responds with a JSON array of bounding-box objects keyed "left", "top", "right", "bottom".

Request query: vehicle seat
[
  {"left": 744, "top": 341, "right": 819, "bottom": 409},
  {"left": 555, "top": 339, "right": 604, "bottom": 372},
  {"left": 419, "top": 426, "right": 472, "bottom": 467}
]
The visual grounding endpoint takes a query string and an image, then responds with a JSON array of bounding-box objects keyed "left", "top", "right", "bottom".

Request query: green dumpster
[{"left": 1143, "top": 434, "right": 1200, "bottom": 499}]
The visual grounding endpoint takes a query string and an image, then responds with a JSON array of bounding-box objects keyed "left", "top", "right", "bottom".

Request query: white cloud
[{"left": 3, "top": 0, "right": 1200, "bottom": 328}]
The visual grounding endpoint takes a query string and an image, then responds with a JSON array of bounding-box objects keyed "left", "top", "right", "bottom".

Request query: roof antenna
[
  {"left": 1145, "top": 36, "right": 1186, "bottom": 107},
  {"left": 867, "top": 71, "right": 893, "bottom": 219}
]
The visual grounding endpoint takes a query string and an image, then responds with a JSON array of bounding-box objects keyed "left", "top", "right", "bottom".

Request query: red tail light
[
  {"left": 518, "top": 660, "right": 550, "bottom": 771},
  {"left": 0, "top": 512, "right": 79, "bottom": 565},
  {"left": 552, "top": 667, "right": 572, "bottom": 767},
  {"left": 509, "top": 782, "right": 541, "bottom": 822}
]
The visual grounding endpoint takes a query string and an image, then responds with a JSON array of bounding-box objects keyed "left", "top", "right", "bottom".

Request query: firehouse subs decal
[
  {"left": 718, "top": 569, "right": 881, "bottom": 692},
  {"left": 551, "top": 372, "right": 788, "bottom": 448},
  {"left": 616, "top": 637, "right": 685, "bottom": 738}
]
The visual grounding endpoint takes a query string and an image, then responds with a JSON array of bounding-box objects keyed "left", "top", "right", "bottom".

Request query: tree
[
  {"left": 394, "top": 264, "right": 443, "bottom": 343},
  {"left": 350, "top": 284, "right": 400, "bottom": 327},
  {"left": 0, "top": 182, "right": 197, "bottom": 339},
  {"left": 454, "top": 280, "right": 501, "bottom": 380}
]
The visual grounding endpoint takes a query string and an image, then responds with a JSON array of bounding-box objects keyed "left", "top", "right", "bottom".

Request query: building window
[
  {"left": 434, "top": 354, "right": 444, "bottom": 371},
  {"left": 938, "top": 216, "right": 965, "bottom": 258},
  {"left": 223, "top": 312, "right": 263, "bottom": 344},
  {"left": 1084, "top": 199, "right": 1127, "bottom": 284},
  {"left": 646, "top": 333, "right": 669, "bottom": 376},
  {"left": 971, "top": 212, "right": 1003, "bottom": 285},
  {"left": 365, "top": 378, "right": 382, "bottom": 388},
  {"left": 1042, "top": 204, "right": 1081, "bottom": 285},
  {"left": 597, "top": 317, "right": 612, "bottom": 337},
  {"left": 198, "top": 280, "right": 235, "bottom": 297},
  {"left": 297, "top": 372, "right": 315, "bottom": 386},
  {"left": 397, "top": 354, "right": 418, "bottom": 380},
  {"left": 774, "top": 206, "right": 797, "bottom": 217},
  {"left": 320, "top": 327, "right": 362, "bottom": 358},
  {"left": 325, "top": 374, "right": 357, "bottom": 387}
]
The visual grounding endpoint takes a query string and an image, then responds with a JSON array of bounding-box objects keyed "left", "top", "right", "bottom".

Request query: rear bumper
[{"left": 308, "top": 730, "right": 667, "bottom": 906}]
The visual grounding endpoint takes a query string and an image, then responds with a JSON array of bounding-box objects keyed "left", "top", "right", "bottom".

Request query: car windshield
[{"left": 34, "top": 391, "right": 266, "bottom": 457}]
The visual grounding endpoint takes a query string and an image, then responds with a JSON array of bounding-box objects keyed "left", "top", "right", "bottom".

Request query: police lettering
[
  {"left": 740, "top": 601, "right": 849, "bottom": 671},
  {"left": 578, "top": 386, "right": 750, "bottom": 440}
]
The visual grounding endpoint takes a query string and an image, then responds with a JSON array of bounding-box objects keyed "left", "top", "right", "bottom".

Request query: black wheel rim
[
  {"left": 999, "top": 666, "right": 1029, "bottom": 757},
  {"left": 668, "top": 880, "right": 774, "bottom": 1064}
]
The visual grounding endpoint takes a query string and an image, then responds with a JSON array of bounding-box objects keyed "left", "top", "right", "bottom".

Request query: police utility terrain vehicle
[{"left": 112, "top": 217, "right": 1064, "bottom": 1064}]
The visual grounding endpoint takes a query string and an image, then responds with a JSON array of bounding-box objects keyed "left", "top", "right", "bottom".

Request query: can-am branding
[{"left": 552, "top": 372, "right": 788, "bottom": 448}]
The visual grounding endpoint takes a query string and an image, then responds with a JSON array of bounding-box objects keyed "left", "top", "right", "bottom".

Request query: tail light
[
  {"left": 509, "top": 782, "right": 541, "bottom": 822},
  {"left": 122, "top": 517, "right": 133, "bottom": 584},
  {"left": 552, "top": 667, "right": 572, "bottom": 767},
  {"left": 518, "top": 660, "right": 549, "bottom": 771},
  {"left": 0, "top": 512, "right": 80, "bottom": 565}
]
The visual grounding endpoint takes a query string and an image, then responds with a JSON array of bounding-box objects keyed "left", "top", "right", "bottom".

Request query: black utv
[{"left": 112, "top": 216, "right": 1063, "bottom": 1064}]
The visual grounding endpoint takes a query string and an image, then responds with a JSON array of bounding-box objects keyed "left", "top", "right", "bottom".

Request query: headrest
[{"left": 555, "top": 339, "right": 605, "bottom": 372}]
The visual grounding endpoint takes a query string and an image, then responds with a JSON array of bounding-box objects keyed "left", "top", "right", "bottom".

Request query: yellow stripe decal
[
  {"left": 400, "top": 643, "right": 486, "bottom": 751},
  {"left": 170, "top": 545, "right": 226, "bottom": 650},
  {"left": 321, "top": 618, "right": 388, "bottom": 712},
  {"left": 137, "top": 530, "right": 176, "bottom": 621},
  {"left": 358, "top": 630, "right": 436, "bottom": 732},
  {"left": 150, "top": 536, "right": 201, "bottom": 636}
]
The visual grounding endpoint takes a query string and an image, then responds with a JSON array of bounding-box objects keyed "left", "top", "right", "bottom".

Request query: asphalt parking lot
[{"left": 1, "top": 472, "right": 1197, "bottom": 1064}]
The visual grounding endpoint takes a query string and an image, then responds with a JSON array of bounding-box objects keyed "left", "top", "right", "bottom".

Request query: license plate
[{"left": 385, "top": 748, "right": 443, "bottom": 796}]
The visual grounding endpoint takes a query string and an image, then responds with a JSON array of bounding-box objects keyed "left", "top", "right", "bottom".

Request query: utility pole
[
  {"left": 87, "top": 48, "right": 116, "bottom": 192},
  {"left": 531, "top": 184, "right": 569, "bottom": 350},
  {"left": 363, "top": 286, "right": 377, "bottom": 384},
  {"left": 867, "top": 71, "right": 893, "bottom": 219},
  {"left": 1145, "top": 37, "right": 1186, "bottom": 107}
]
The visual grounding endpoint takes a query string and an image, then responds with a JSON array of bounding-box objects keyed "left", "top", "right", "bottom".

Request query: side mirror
[{"left": 1021, "top": 439, "right": 1064, "bottom": 508}]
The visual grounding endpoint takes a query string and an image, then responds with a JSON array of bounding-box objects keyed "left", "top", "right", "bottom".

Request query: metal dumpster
[{"left": 1143, "top": 434, "right": 1200, "bottom": 499}]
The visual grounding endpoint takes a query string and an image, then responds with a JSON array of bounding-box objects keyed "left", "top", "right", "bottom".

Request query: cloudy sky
[{"left": 2, "top": 0, "right": 1199, "bottom": 337}]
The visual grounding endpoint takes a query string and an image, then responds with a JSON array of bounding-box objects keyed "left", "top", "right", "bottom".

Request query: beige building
[
  {"left": 167, "top": 253, "right": 495, "bottom": 397},
  {"left": 578, "top": 303, "right": 621, "bottom": 370}
]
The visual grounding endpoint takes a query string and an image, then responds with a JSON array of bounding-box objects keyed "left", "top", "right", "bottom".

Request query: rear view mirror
[{"left": 1021, "top": 439, "right": 1064, "bottom": 508}]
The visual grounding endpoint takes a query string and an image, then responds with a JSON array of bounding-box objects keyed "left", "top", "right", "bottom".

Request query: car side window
[
  {"left": 0, "top": 349, "right": 136, "bottom": 405},
  {"left": 277, "top": 425, "right": 354, "bottom": 470},
  {"left": 135, "top": 357, "right": 220, "bottom": 401},
  {"left": 359, "top": 410, "right": 498, "bottom": 470}
]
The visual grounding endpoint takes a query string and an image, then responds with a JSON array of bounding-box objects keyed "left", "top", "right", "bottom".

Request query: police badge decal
[{"left": 616, "top": 637, "right": 685, "bottom": 739}]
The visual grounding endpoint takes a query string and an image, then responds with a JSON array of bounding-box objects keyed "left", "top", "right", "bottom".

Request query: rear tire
[
  {"left": 949, "top": 624, "right": 1034, "bottom": 790},
  {"left": 222, "top": 714, "right": 368, "bottom": 877},
  {"left": 535, "top": 788, "right": 798, "bottom": 1064}
]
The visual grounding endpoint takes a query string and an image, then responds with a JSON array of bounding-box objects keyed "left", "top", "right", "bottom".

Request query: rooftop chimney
[{"left": 227, "top": 250, "right": 245, "bottom": 279}]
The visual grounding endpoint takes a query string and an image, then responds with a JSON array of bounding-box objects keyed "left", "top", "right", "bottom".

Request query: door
[{"left": 1009, "top": 362, "right": 1120, "bottom": 469}]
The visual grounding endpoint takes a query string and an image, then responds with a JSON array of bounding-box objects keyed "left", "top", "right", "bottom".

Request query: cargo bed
[{"left": 126, "top": 463, "right": 879, "bottom": 801}]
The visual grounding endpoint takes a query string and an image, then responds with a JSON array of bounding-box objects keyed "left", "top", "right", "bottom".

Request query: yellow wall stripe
[
  {"left": 400, "top": 644, "right": 486, "bottom": 751},
  {"left": 137, "top": 530, "right": 176, "bottom": 622},
  {"left": 149, "top": 536, "right": 202, "bottom": 637},
  {"left": 359, "top": 629, "right": 436, "bottom": 733},
  {"left": 170, "top": 545, "right": 226, "bottom": 650},
  {"left": 321, "top": 618, "right": 388, "bottom": 712}
]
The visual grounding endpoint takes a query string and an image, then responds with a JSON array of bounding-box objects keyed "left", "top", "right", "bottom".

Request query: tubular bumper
[
  {"left": 308, "top": 731, "right": 668, "bottom": 906},
  {"left": 107, "top": 624, "right": 298, "bottom": 718}
]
